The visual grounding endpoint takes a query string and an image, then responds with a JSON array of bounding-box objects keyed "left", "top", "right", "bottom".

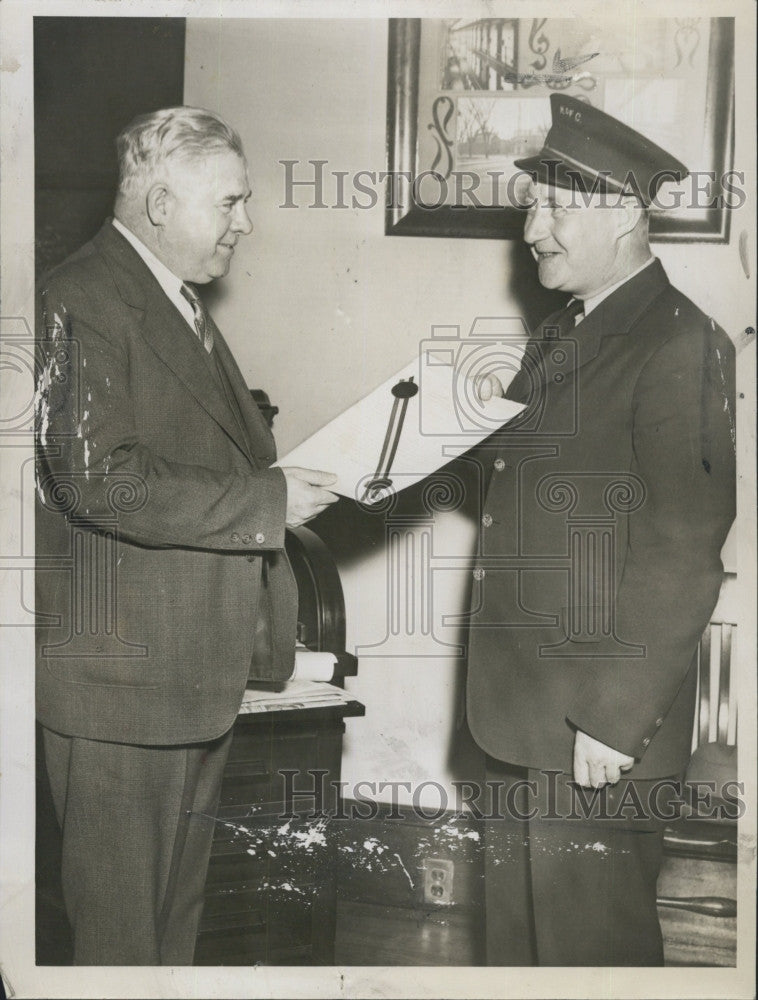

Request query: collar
[
  {"left": 576, "top": 256, "right": 656, "bottom": 317},
  {"left": 111, "top": 218, "right": 195, "bottom": 329}
]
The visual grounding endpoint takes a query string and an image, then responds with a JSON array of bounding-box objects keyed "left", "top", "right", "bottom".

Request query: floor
[{"left": 334, "top": 901, "right": 484, "bottom": 966}]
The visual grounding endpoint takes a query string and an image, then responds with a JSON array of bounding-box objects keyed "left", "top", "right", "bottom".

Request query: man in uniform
[
  {"left": 35, "top": 106, "right": 338, "bottom": 964},
  {"left": 469, "top": 94, "right": 736, "bottom": 965}
]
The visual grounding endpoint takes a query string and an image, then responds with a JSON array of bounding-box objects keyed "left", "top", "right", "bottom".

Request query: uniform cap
[{"left": 514, "top": 94, "right": 689, "bottom": 205}]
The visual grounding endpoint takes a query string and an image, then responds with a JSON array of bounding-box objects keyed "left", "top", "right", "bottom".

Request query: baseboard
[{"left": 335, "top": 800, "right": 485, "bottom": 913}]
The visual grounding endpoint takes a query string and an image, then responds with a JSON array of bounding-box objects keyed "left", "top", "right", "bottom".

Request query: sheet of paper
[
  {"left": 274, "top": 351, "right": 525, "bottom": 502},
  {"left": 239, "top": 679, "right": 355, "bottom": 715}
]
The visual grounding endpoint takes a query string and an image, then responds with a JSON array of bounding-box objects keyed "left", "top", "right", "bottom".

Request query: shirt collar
[
  {"left": 111, "top": 217, "right": 185, "bottom": 299},
  {"left": 576, "top": 256, "right": 656, "bottom": 316}
]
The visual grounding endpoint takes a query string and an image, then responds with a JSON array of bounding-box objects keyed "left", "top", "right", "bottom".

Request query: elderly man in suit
[
  {"left": 35, "top": 106, "right": 338, "bottom": 965},
  {"left": 469, "top": 95, "right": 735, "bottom": 965}
]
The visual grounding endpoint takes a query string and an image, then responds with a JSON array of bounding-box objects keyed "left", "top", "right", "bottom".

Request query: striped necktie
[{"left": 180, "top": 282, "right": 214, "bottom": 353}]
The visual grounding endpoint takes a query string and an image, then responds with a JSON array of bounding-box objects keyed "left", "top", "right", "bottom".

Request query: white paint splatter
[
  {"left": 290, "top": 823, "right": 327, "bottom": 849},
  {"left": 51, "top": 311, "right": 66, "bottom": 340},
  {"left": 437, "top": 822, "right": 480, "bottom": 842},
  {"left": 713, "top": 348, "right": 736, "bottom": 445},
  {"left": 394, "top": 852, "right": 415, "bottom": 889}
]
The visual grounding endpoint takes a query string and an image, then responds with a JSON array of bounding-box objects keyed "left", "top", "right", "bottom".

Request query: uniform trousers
[
  {"left": 42, "top": 725, "right": 234, "bottom": 965},
  {"left": 484, "top": 757, "right": 667, "bottom": 966}
]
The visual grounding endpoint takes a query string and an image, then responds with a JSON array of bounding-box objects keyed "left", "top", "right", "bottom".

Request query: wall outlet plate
[{"left": 422, "top": 857, "right": 454, "bottom": 905}]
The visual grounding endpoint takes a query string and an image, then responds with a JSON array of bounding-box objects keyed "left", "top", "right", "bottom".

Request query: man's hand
[
  {"left": 476, "top": 373, "right": 506, "bottom": 402},
  {"left": 573, "top": 730, "right": 635, "bottom": 788},
  {"left": 281, "top": 467, "right": 338, "bottom": 528}
]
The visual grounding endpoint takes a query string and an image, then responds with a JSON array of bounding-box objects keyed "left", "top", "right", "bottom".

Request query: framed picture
[{"left": 386, "top": 17, "right": 735, "bottom": 242}]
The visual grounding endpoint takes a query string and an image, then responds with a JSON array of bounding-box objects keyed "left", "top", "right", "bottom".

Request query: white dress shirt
[{"left": 111, "top": 217, "right": 197, "bottom": 332}]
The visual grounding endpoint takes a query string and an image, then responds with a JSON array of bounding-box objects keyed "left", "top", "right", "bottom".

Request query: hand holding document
[
  {"left": 274, "top": 348, "right": 525, "bottom": 503},
  {"left": 282, "top": 467, "right": 339, "bottom": 527}
]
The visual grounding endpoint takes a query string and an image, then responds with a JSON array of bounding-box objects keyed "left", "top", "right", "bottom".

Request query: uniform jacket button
[
  {"left": 242, "top": 533, "right": 252, "bottom": 544},
  {"left": 493, "top": 458, "right": 505, "bottom": 472},
  {"left": 246, "top": 554, "right": 256, "bottom": 563},
  {"left": 473, "top": 568, "right": 485, "bottom": 581},
  {"left": 655, "top": 717, "right": 664, "bottom": 727},
  {"left": 255, "top": 532, "right": 265, "bottom": 544},
  {"left": 481, "top": 513, "right": 493, "bottom": 528},
  {"left": 231, "top": 532, "right": 240, "bottom": 542},
  {"left": 641, "top": 737, "right": 651, "bottom": 748}
]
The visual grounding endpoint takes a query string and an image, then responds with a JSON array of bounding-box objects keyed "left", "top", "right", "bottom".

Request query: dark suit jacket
[
  {"left": 36, "top": 221, "right": 298, "bottom": 746},
  {"left": 466, "top": 260, "right": 735, "bottom": 779}
]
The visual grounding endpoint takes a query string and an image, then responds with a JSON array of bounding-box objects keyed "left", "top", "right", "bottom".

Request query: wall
[
  {"left": 184, "top": 17, "right": 755, "bottom": 807},
  {"left": 34, "top": 17, "right": 186, "bottom": 277}
]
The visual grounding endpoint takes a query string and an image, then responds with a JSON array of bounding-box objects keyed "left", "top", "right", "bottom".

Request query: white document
[
  {"left": 239, "top": 679, "right": 355, "bottom": 715},
  {"left": 274, "top": 352, "right": 525, "bottom": 502}
]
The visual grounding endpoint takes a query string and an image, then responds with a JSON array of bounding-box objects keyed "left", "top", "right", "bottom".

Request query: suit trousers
[
  {"left": 484, "top": 757, "right": 666, "bottom": 966},
  {"left": 42, "top": 725, "right": 234, "bottom": 965}
]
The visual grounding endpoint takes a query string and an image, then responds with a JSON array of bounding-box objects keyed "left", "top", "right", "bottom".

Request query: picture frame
[{"left": 386, "top": 17, "right": 735, "bottom": 242}]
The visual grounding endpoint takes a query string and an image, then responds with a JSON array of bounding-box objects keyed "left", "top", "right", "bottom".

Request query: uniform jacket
[
  {"left": 466, "top": 259, "right": 735, "bottom": 779},
  {"left": 35, "top": 221, "right": 298, "bottom": 746}
]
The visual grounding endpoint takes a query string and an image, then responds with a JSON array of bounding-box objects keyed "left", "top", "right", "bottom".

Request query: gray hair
[{"left": 116, "top": 106, "right": 245, "bottom": 198}]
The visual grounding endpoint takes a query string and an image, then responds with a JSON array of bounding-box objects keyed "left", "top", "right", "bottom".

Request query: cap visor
[{"left": 513, "top": 154, "right": 617, "bottom": 195}]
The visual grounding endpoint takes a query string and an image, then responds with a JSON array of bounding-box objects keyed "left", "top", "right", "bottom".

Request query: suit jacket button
[
  {"left": 641, "top": 737, "right": 651, "bottom": 748},
  {"left": 242, "top": 533, "right": 252, "bottom": 544},
  {"left": 231, "top": 532, "right": 240, "bottom": 542},
  {"left": 473, "top": 568, "right": 485, "bottom": 581},
  {"left": 255, "top": 532, "right": 265, "bottom": 544},
  {"left": 493, "top": 459, "right": 505, "bottom": 472},
  {"left": 481, "top": 513, "right": 493, "bottom": 528}
]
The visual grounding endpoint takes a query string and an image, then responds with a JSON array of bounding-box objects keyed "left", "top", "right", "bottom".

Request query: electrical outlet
[{"left": 422, "top": 857, "right": 454, "bottom": 905}]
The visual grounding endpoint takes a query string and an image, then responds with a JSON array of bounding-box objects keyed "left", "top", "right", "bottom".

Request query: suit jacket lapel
[
  {"left": 208, "top": 313, "right": 278, "bottom": 464},
  {"left": 539, "top": 258, "right": 671, "bottom": 379},
  {"left": 95, "top": 223, "right": 258, "bottom": 463}
]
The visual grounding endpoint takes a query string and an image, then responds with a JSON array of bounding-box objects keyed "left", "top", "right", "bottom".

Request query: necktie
[
  {"left": 557, "top": 297, "right": 585, "bottom": 333},
  {"left": 505, "top": 298, "right": 584, "bottom": 404},
  {"left": 180, "top": 282, "right": 214, "bottom": 353}
]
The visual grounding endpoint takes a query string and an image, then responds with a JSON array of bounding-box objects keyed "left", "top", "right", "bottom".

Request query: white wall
[{"left": 184, "top": 17, "right": 755, "bottom": 807}]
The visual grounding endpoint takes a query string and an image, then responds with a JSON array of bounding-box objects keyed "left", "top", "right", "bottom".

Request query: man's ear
[
  {"left": 614, "top": 195, "right": 644, "bottom": 239},
  {"left": 146, "top": 183, "right": 170, "bottom": 227}
]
